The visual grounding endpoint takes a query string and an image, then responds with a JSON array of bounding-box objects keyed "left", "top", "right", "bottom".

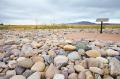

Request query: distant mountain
[{"left": 68, "top": 21, "right": 96, "bottom": 25}]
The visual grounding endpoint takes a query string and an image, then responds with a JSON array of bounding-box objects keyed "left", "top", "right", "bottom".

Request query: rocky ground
[{"left": 0, "top": 29, "right": 120, "bottom": 79}]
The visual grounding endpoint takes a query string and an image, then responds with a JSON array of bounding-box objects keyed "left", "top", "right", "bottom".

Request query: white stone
[{"left": 53, "top": 74, "right": 65, "bottom": 79}]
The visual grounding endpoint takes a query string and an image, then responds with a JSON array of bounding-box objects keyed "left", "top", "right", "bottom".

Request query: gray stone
[
  {"left": 115, "top": 56, "right": 120, "bottom": 61},
  {"left": 8, "top": 60, "right": 17, "bottom": 68},
  {"left": 27, "top": 72, "right": 41, "bottom": 79},
  {"left": 67, "top": 51, "right": 80, "bottom": 61},
  {"left": 95, "top": 74, "right": 102, "bottom": 79},
  {"left": 54, "top": 55, "right": 68, "bottom": 68},
  {"left": 11, "top": 49, "right": 21, "bottom": 56},
  {"left": 23, "top": 70, "right": 34, "bottom": 78},
  {"left": 42, "top": 55, "right": 54, "bottom": 65},
  {"left": 109, "top": 57, "right": 120, "bottom": 76},
  {"left": 21, "top": 44, "right": 36, "bottom": 57},
  {"left": 0, "top": 61, "right": 8, "bottom": 68},
  {"left": 17, "top": 57, "right": 34, "bottom": 68},
  {"left": 15, "top": 66, "right": 26, "bottom": 75}
]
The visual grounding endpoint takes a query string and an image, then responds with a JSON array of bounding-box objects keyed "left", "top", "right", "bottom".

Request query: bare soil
[{"left": 65, "top": 32, "right": 120, "bottom": 42}]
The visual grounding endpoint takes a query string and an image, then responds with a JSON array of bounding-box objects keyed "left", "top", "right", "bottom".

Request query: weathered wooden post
[{"left": 96, "top": 18, "right": 109, "bottom": 33}]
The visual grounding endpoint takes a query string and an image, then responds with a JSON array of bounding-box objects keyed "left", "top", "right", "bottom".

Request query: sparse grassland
[{"left": 0, "top": 24, "right": 120, "bottom": 30}]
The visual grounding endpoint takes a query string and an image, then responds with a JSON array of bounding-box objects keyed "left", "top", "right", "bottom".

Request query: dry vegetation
[{"left": 0, "top": 24, "right": 120, "bottom": 30}]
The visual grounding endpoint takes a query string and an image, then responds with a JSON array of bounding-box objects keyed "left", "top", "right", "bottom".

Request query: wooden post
[{"left": 100, "top": 21, "right": 103, "bottom": 33}]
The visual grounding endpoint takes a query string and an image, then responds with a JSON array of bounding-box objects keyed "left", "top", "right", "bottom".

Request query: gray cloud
[{"left": 0, "top": 0, "right": 120, "bottom": 24}]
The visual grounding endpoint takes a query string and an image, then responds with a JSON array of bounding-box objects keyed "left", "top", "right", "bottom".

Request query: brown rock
[
  {"left": 63, "top": 45, "right": 76, "bottom": 51},
  {"left": 85, "top": 50, "right": 101, "bottom": 58}
]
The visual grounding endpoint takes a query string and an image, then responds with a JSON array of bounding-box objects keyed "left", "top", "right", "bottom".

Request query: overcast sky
[{"left": 0, "top": 0, "right": 120, "bottom": 24}]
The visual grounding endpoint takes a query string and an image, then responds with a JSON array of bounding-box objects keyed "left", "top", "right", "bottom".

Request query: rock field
[{"left": 0, "top": 29, "right": 120, "bottom": 79}]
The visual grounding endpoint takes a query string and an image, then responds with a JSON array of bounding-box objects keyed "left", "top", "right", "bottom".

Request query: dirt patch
[{"left": 65, "top": 32, "right": 120, "bottom": 42}]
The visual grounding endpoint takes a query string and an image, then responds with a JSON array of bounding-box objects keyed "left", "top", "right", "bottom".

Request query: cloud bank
[{"left": 0, "top": 0, "right": 120, "bottom": 24}]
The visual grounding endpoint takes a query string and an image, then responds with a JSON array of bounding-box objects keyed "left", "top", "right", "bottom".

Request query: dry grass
[{"left": 0, "top": 24, "right": 120, "bottom": 30}]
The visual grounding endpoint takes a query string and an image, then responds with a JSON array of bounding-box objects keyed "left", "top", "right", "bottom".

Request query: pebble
[
  {"left": 31, "top": 41, "right": 41, "bottom": 48},
  {"left": 45, "top": 63, "right": 56, "bottom": 79},
  {"left": 63, "top": 45, "right": 76, "bottom": 51},
  {"left": 103, "top": 75, "right": 114, "bottom": 79},
  {"left": 31, "top": 55, "right": 44, "bottom": 63},
  {"left": 27, "top": 72, "right": 41, "bottom": 79},
  {"left": 85, "top": 50, "right": 101, "bottom": 58},
  {"left": 109, "top": 57, "right": 120, "bottom": 76},
  {"left": 78, "top": 49, "right": 85, "bottom": 55},
  {"left": 74, "top": 65, "right": 85, "bottom": 72},
  {"left": 89, "top": 67, "right": 103, "bottom": 75},
  {"left": 11, "top": 49, "right": 21, "bottom": 56},
  {"left": 75, "top": 42, "right": 87, "bottom": 50},
  {"left": 106, "top": 49, "right": 119, "bottom": 56},
  {"left": 115, "top": 56, "right": 120, "bottom": 61},
  {"left": 6, "top": 70, "right": 16, "bottom": 76},
  {"left": 21, "top": 44, "right": 37, "bottom": 57},
  {"left": 96, "top": 57, "right": 108, "bottom": 64},
  {"left": 0, "top": 61, "right": 8, "bottom": 68},
  {"left": 22, "top": 69, "right": 34, "bottom": 78},
  {"left": 8, "top": 60, "right": 17, "bottom": 69},
  {"left": 87, "top": 58, "right": 99, "bottom": 68},
  {"left": 95, "top": 74, "right": 102, "bottom": 79},
  {"left": 78, "top": 71, "right": 86, "bottom": 79},
  {"left": 54, "top": 55, "right": 68, "bottom": 68},
  {"left": 45, "top": 63, "right": 59, "bottom": 79},
  {"left": 68, "top": 73, "right": 78, "bottom": 79},
  {"left": 43, "top": 55, "right": 54, "bottom": 65},
  {"left": 17, "top": 57, "right": 34, "bottom": 68},
  {"left": 15, "top": 66, "right": 26, "bottom": 75},
  {"left": 48, "top": 50, "right": 56, "bottom": 57},
  {"left": 10, "top": 75, "right": 26, "bottom": 79},
  {"left": 31, "top": 61, "right": 45, "bottom": 72},
  {"left": 85, "top": 71, "right": 94, "bottom": 79},
  {"left": 67, "top": 51, "right": 80, "bottom": 61},
  {"left": 53, "top": 74, "right": 65, "bottom": 79}
]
